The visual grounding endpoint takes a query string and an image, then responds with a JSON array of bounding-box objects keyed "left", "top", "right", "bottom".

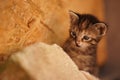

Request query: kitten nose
[{"left": 76, "top": 41, "right": 81, "bottom": 47}]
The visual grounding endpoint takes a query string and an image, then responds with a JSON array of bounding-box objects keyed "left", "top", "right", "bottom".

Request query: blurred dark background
[{"left": 101, "top": 0, "right": 120, "bottom": 79}]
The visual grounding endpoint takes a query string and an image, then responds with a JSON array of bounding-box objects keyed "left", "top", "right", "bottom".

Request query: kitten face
[
  {"left": 69, "top": 11, "right": 108, "bottom": 48},
  {"left": 70, "top": 24, "right": 99, "bottom": 48}
]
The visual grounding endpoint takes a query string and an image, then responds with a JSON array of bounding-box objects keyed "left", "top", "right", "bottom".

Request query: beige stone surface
[
  {"left": 0, "top": 0, "right": 106, "bottom": 66},
  {"left": 0, "top": 0, "right": 69, "bottom": 54},
  {"left": 0, "top": 42, "right": 99, "bottom": 80}
]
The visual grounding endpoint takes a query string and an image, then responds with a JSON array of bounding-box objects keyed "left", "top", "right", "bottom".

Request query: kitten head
[{"left": 69, "top": 11, "right": 108, "bottom": 48}]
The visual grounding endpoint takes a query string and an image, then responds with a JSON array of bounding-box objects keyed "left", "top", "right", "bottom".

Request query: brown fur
[{"left": 62, "top": 11, "right": 108, "bottom": 76}]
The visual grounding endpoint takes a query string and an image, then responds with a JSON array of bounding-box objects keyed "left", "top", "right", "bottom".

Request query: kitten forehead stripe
[{"left": 77, "top": 14, "right": 100, "bottom": 29}]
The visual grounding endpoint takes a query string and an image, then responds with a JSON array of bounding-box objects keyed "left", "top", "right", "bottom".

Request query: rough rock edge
[{"left": 0, "top": 42, "right": 99, "bottom": 80}]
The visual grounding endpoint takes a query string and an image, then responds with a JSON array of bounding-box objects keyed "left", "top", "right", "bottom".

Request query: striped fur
[{"left": 63, "top": 11, "right": 108, "bottom": 76}]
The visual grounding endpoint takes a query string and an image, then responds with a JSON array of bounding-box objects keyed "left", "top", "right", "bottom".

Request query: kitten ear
[
  {"left": 94, "top": 23, "right": 108, "bottom": 36},
  {"left": 69, "top": 11, "right": 79, "bottom": 25}
]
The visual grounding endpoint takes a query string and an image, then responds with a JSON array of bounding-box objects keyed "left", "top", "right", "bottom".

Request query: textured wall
[{"left": 0, "top": 0, "right": 106, "bottom": 66}]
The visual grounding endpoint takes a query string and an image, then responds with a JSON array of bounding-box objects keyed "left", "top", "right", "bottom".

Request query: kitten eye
[
  {"left": 83, "top": 35, "right": 91, "bottom": 41},
  {"left": 71, "top": 31, "right": 76, "bottom": 38}
]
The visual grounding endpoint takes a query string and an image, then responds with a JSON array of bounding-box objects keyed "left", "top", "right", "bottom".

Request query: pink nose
[{"left": 76, "top": 41, "right": 81, "bottom": 47}]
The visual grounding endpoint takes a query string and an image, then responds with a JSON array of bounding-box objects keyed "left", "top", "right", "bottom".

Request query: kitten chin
[{"left": 62, "top": 11, "right": 108, "bottom": 77}]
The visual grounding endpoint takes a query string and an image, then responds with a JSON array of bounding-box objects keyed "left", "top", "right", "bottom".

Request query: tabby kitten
[{"left": 62, "top": 11, "right": 108, "bottom": 76}]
